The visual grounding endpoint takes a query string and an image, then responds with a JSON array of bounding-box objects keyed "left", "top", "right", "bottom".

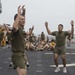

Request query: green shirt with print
[
  {"left": 11, "top": 27, "right": 25, "bottom": 53},
  {"left": 51, "top": 31, "right": 68, "bottom": 46}
]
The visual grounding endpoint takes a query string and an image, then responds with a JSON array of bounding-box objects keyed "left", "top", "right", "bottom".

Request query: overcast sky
[{"left": 0, "top": 0, "right": 75, "bottom": 34}]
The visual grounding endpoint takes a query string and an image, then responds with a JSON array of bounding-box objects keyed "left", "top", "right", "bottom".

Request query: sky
[{"left": 0, "top": 0, "right": 75, "bottom": 35}]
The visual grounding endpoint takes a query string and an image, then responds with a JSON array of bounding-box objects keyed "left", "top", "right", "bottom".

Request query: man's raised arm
[
  {"left": 13, "top": 6, "right": 21, "bottom": 31},
  {"left": 45, "top": 21, "right": 52, "bottom": 35},
  {"left": 70, "top": 20, "right": 74, "bottom": 34},
  {"left": 27, "top": 26, "right": 34, "bottom": 35}
]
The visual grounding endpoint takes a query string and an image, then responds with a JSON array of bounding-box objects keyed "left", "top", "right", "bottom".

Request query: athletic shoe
[
  {"left": 63, "top": 67, "right": 67, "bottom": 73},
  {"left": 54, "top": 67, "right": 60, "bottom": 72}
]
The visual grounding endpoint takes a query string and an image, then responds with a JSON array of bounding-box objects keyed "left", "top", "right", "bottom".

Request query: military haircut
[{"left": 58, "top": 24, "right": 63, "bottom": 28}]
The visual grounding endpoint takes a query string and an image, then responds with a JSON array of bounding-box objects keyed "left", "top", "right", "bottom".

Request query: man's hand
[
  {"left": 18, "top": 5, "right": 22, "bottom": 14},
  {"left": 3, "top": 24, "right": 8, "bottom": 29},
  {"left": 70, "top": 20, "right": 74, "bottom": 35},
  {"left": 45, "top": 21, "right": 48, "bottom": 27},
  {"left": 32, "top": 25, "right": 34, "bottom": 30},
  {"left": 22, "top": 5, "right": 25, "bottom": 10},
  {"left": 17, "top": 5, "right": 26, "bottom": 16},
  {"left": 22, "top": 5, "right": 26, "bottom": 16},
  {"left": 22, "top": 5, "right": 26, "bottom": 12},
  {"left": 70, "top": 20, "right": 74, "bottom": 26}
]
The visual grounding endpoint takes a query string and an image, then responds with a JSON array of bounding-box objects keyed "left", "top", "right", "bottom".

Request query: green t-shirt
[
  {"left": 11, "top": 27, "right": 25, "bottom": 52},
  {"left": 51, "top": 31, "right": 68, "bottom": 46}
]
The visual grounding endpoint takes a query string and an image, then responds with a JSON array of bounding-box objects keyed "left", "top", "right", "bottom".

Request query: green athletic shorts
[
  {"left": 12, "top": 52, "right": 26, "bottom": 69},
  {"left": 53, "top": 45, "right": 66, "bottom": 55}
]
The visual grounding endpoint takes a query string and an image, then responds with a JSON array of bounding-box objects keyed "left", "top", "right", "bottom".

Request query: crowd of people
[{"left": 0, "top": 24, "right": 56, "bottom": 51}]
